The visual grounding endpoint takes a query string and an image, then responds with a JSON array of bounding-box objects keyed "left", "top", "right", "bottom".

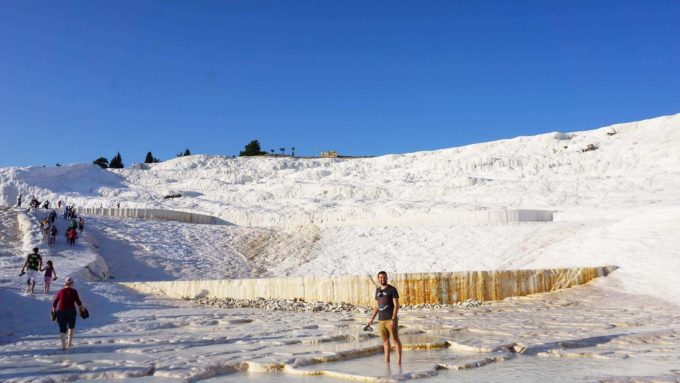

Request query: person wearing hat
[
  {"left": 51, "top": 276, "right": 86, "bottom": 350},
  {"left": 19, "top": 247, "right": 42, "bottom": 294}
]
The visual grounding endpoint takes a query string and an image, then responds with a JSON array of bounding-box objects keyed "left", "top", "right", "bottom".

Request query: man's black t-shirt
[
  {"left": 26, "top": 253, "right": 42, "bottom": 271},
  {"left": 375, "top": 285, "right": 399, "bottom": 321}
]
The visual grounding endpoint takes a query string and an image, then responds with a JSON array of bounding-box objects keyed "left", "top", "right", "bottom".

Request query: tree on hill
[
  {"left": 145, "top": 151, "right": 161, "bottom": 163},
  {"left": 93, "top": 157, "right": 109, "bottom": 169},
  {"left": 109, "top": 152, "right": 124, "bottom": 169},
  {"left": 291, "top": 147, "right": 295, "bottom": 157},
  {"left": 176, "top": 148, "right": 191, "bottom": 157},
  {"left": 279, "top": 147, "right": 285, "bottom": 156},
  {"left": 239, "top": 140, "right": 265, "bottom": 156}
]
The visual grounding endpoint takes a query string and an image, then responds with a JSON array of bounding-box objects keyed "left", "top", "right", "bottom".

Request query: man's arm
[
  {"left": 367, "top": 304, "right": 379, "bottom": 326},
  {"left": 392, "top": 297, "right": 399, "bottom": 320}
]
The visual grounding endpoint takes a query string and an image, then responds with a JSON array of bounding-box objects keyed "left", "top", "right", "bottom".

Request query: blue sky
[{"left": 1, "top": 1, "right": 678, "bottom": 166}]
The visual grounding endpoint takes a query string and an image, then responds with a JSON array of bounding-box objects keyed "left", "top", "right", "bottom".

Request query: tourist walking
[
  {"left": 65, "top": 227, "right": 77, "bottom": 246},
  {"left": 78, "top": 217, "right": 84, "bottom": 232},
  {"left": 49, "top": 209, "right": 57, "bottom": 223},
  {"left": 49, "top": 225, "right": 58, "bottom": 245},
  {"left": 19, "top": 247, "right": 43, "bottom": 294},
  {"left": 366, "top": 271, "right": 402, "bottom": 365},
  {"left": 17, "top": 194, "right": 22, "bottom": 207},
  {"left": 51, "top": 276, "right": 86, "bottom": 350},
  {"left": 41, "top": 260, "right": 57, "bottom": 293}
]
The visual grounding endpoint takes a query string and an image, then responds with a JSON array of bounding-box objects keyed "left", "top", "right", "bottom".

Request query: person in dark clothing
[
  {"left": 20, "top": 247, "right": 43, "bottom": 294},
  {"left": 17, "top": 194, "right": 22, "bottom": 207},
  {"left": 49, "top": 210, "right": 57, "bottom": 223},
  {"left": 49, "top": 225, "right": 58, "bottom": 245},
  {"left": 366, "top": 271, "right": 402, "bottom": 365},
  {"left": 52, "top": 276, "right": 86, "bottom": 350}
]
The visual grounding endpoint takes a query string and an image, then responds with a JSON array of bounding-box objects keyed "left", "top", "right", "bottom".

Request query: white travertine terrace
[
  {"left": 78, "top": 207, "right": 553, "bottom": 227},
  {"left": 121, "top": 266, "right": 615, "bottom": 306},
  {"left": 78, "top": 207, "right": 225, "bottom": 225}
]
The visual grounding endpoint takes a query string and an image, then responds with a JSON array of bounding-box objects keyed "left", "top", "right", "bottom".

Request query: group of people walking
[
  {"left": 17, "top": 196, "right": 90, "bottom": 351},
  {"left": 19, "top": 247, "right": 87, "bottom": 351},
  {"left": 34, "top": 205, "right": 85, "bottom": 247}
]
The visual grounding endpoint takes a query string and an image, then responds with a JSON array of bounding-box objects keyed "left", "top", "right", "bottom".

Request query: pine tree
[
  {"left": 145, "top": 152, "right": 154, "bottom": 164},
  {"left": 109, "top": 152, "right": 124, "bottom": 169},
  {"left": 176, "top": 148, "right": 191, "bottom": 157},
  {"left": 239, "top": 140, "right": 265, "bottom": 156},
  {"left": 279, "top": 147, "right": 285, "bottom": 156},
  {"left": 93, "top": 157, "right": 109, "bottom": 169},
  {"left": 291, "top": 147, "right": 295, "bottom": 157}
]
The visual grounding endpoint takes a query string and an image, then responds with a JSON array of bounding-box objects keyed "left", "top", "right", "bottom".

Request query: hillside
[{"left": 1, "top": 113, "right": 680, "bottom": 304}]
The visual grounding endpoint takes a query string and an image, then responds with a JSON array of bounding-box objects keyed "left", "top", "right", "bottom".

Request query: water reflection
[{"left": 210, "top": 353, "right": 680, "bottom": 382}]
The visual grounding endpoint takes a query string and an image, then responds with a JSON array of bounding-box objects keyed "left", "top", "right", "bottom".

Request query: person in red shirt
[{"left": 51, "top": 276, "right": 86, "bottom": 350}]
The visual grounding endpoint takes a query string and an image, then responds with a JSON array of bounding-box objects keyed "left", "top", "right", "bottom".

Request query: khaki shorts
[{"left": 378, "top": 319, "right": 399, "bottom": 340}]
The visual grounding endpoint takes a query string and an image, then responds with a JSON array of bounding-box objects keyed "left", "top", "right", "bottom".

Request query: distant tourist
[
  {"left": 41, "top": 260, "right": 57, "bottom": 293},
  {"left": 78, "top": 217, "right": 85, "bottom": 232},
  {"left": 17, "top": 194, "right": 22, "bottom": 207},
  {"left": 42, "top": 200, "right": 50, "bottom": 209},
  {"left": 366, "top": 271, "right": 402, "bottom": 365},
  {"left": 49, "top": 209, "right": 57, "bottom": 223},
  {"left": 52, "top": 276, "right": 86, "bottom": 350},
  {"left": 65, "top": 227, "right": 78, "bottom": 246},
  {"left": 19, "top": 247, "right": 43, "bottom": 294},
  {"left": 49, "top": 225, "right": 58, "bottom": 245}
]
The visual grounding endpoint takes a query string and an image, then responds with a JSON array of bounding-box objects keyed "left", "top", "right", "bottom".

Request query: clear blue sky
[{"left": 1, "top": 0, "right": 678, "bottom": 166}]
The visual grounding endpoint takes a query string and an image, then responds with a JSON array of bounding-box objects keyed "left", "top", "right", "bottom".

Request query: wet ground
[
  {"left": 1, "top": 207, "right": 680, "bottom": 382},
  {"left": 1, "top": 280, "right": 679, "bottom": 382}
]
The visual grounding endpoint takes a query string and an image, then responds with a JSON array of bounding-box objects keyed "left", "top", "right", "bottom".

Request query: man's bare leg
[
  {"left": 59, "top": 333, "right": 67, "bottom": 350},
  {"left": 393, "top": 334, "right": 402, "bottom": 365},
  {"left": 383, "top": 339, "right": 391, "bottom": 363},
  {"left": 67, "top": 328, "right": 74, "bottom": 348}
]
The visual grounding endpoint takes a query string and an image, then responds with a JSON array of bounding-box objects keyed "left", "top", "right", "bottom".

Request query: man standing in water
[{"left": 366, "top": 271, "right": 402, "bottom": 365}]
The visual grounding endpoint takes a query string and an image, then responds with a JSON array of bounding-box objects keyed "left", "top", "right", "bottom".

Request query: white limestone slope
[
  {"left": 0, "top": 113, "right": 679, "bottom": 304},
  {"left": 1, "top": 114, "right": 678, "bottom": 225}
]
